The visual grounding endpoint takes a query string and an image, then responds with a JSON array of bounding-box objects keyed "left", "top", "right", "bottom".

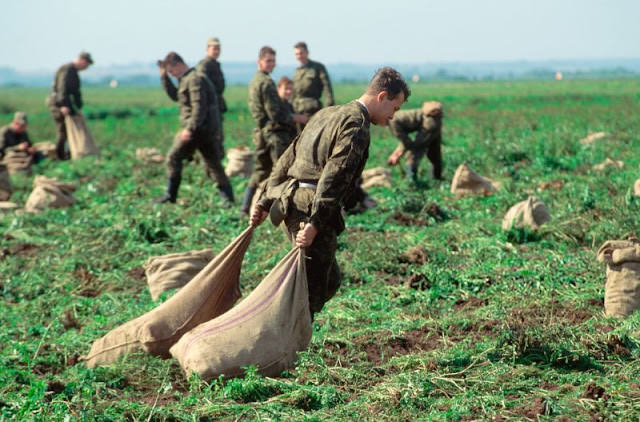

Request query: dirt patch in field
[
  {"left": 74, "top": 266, "right": 102, "bottom": 297},
  {"left": 127, "top": 266, "right": 146, "bottom": 282},
  {"left": 607, "top": 336, "right": 631, "bottom": 357},
  {"left": 322, "top": 341, "right": 352, "bottom": 367},
  {"left": 453, "top": 296, "right": 488, "bottom": 311},
  {"left": 539, "top": 380, "right": 559, "bottom": 391},
  {"left": 61, "top": 309, "right": 81, "bottom": 330},
  {"left": 447, "top": 319, "right": 501, "bottom": 342},
  {"left": 390, "top": 211, "right": 429, "bottom": 227},
  {"left": 139, "top": 393, "right": 179, "bottom": 407},
  {"left": 399, "top": 246, "right": 429, "bottom": 265},
  {"left": 582, "top": 383, "right": 608, "bottom": 401},
  {"left": 538, "top": 179, "right": 564, "bottom": 191},
  {"left": 1, "top": 243, "right": 39, "bottom": 259},
  {"left": 508, "top": 302, "right": 594, "bottom": 327},
  {"left": 586, "top": 298, "right": 604, "bottom": 307},
  {"left": 511, "top": 397, "right": 550, "bottom": 419},
  {"left": 404, "top": 273, "right": 431, "bottom": 290}
]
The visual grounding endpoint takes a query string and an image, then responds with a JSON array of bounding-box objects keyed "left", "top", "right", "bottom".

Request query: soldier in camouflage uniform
[
  {"left": 197, "top": 37, "right": 227, "bottom": 145},
  {"left": 250, "top": 67, "right": 409, "bottom": 318},
  {"left": 277, "top": 76, "right": 298, "bottom": 141},
  {"left": 240, "top": 46, "right": 307, "bottom": 214},
  {"left": 156, "top": 52, "right": 234, "bottom": 204},
  {"left": 47, "top": 52, "right": 93, "bottom": 160},
  {"left": 0, "top": 112, "right": 39, "bottom": 161},
  {"left": 292, "top": 42, "right": 335, "bottom": 121},
  {"left": 387, "top": 101, "right": 443, "bottom": 182}
]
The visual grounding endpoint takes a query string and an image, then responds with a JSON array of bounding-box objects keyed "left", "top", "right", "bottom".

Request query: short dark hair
[
  {"left": 278, "top": 76, "right": 293, "bottom": 87},
  {"left": 366, "top": 67, "right": 410, "bottom": 101},
  {"left": 294, "top": 42, "right": 308, "bottom": 51},
  {"left": 259, "top": 46, "right": 276, "bottom": 59},
  {"left": 162, "top": 52, "right": 184, "bottom": 67}
]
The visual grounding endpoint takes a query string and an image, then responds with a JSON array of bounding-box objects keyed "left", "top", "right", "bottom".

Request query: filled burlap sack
[
  {"left": 136, "top": 147, "right": 165, "bottom": 164},
  {"left": 502, "top": 196, "right": 551, "bottom": 231},
  {"left": 82, "top": 228, "right": 253, "bottom": 368},
  {"left": 0, "top": 201, "right": 19, "bottom": 212},
  {"left": 65, "top": 114, "right": 100, "bottom": 159},
  {"left": 171, "top": 247, "right": 312, "bottom": 380},
  {"left": 0, "top": 163, "right": 11, "bottom": 201},
  {"left": 633, "top": 179, "right": 640, "bottom": 197},
  {"left": 422, "top": 101, "right": 443, "bottom": 117},
  {"left": 451, "top": 162, "right": 498, "bottom": 196},
  {"left": 3, "top": 150, "right": 33, "bottom": 174},
  {"left": 225, "top": 146, "right": 254, "bottom": 178},
  {"left": 33, "top": 141, "right": 58, "bottom": 159},
  {"left": 579, "top": 131, "right": 607, "bottom": 146},
  {"left": 593, "top": 158, "right": 624, "bottom": 171},
  {"left": 25, "top": 176, "right": 76, "bottom": 213},
  {"left": 597, "top": 240, "right": 640, "bottom": 318},
  {"left": 145, "top": 248, "right": 215, "bottom": 300},
  {"left": 361, "top": 167, "right": 392, "bottom": 189}
]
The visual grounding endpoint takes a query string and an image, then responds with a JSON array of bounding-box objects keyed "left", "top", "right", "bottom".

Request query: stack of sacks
[
  {"left": 3, "top": 150, "right": 33, "bottom": 174},
  {"left": 145, "top": 249, "right": 215, "bottom": 300},
  {"left": 597, "top": 240, "right": 640, "bottom": 318},
  {"left": 451, "top": 163, "right": 498, "bottom": 196},
  {"left": 0, "top": 201, "right": 19, "bottom": 212},
  {"left": 502, "top": 196, "right": 551, "bottom": 231},
  {"left": 25, "top": 176, "right": 76, "bottom": 213},
  {"left": 361, "top": 167, "right": 392, "bottom": 189},
  {"left": 33, "top": 142, "right": 58, "bottom": 159},
  {"left": 225, "top": 146, "right": 254, "bottom": 178},
  {"left": 136, "top": 147, "right": 165, "bottom": 164}
]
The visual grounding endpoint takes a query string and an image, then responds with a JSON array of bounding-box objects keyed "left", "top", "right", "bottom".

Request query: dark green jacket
[
  {"left": 0, "top": 125, "right": 31, "bottom": 159},
  {"left": 388, "top": 109, "right": 441, "bottom": 153},
  {"left": 248, "top": 71, "right": 293, "bottom": 135},
  {"left": 197, "top": 56, "right": 227, "bottom": 113},
  {"left": 292, "top": 60, "right": 334, "bottom": 115},
  {"left": 161, "top": 68, "right": 220, "bottom": 133},
  {"left": 50, "top": 63, "right": 82, "bottom": 114},
  {"left": 259, "top": 101, "right": 370, "bottom": 233}
]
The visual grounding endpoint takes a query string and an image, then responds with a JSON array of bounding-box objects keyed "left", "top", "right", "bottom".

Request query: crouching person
[
  {"left": 250, "top": 67, "right": 409, "bottom": 318},
  {"left": 0, "top": 112, "right": 43, "bottom": 164}
]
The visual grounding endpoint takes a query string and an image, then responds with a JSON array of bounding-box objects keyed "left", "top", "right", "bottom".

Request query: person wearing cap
[
  {"left": 156, "top": 52, "right": 234, "bottom": 204},
  {"left": 387, "top": 101, "right": 444, "bottom": 182},
  {"left": 0, "top": 112, "right": 38, "bottom": 160},
  {"left": 47, "top": 51, "right": 93, "bottom": 160},
  {"left": 292, "top": 42, "right": 335, "bottom": 121}
]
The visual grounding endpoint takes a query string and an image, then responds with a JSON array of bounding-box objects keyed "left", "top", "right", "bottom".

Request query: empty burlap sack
[
  {"left": 82, "top": 228, "right": 253, "bottom": 368},
  {"left": 225, "top": 146, "right": 254, "bottom": 177},
  {"left": 0, "top": 164, "right": 11, "bottom": 201},
  {"left": 0, "top": 201, "right": 19, "bottom": 212},
  {"left": 579, "top": 131, "right": 607, "bottom": 146},
  {"left": 65, "top": 114, "right": 100, "bottom": 159},
  {"left": 25, "top": 176, "right": 76, "bottom": 213},
  {"left": 633, "top": 179, "right": 640, "bottom": 197},
  {"left": 422, "top": 101, "right": 443, "bottom": 117},
  {"left": 597, "top": 240, "right": 640, "bottom": 318},
  {"left": 171, "top": 247, "right": 312, "bottom": 380},
  {"left": 33, "top": 141, "right": 57, "bottom": 159},
  {"left": 502, "top": 196, "right": 551, "bottom": 230},
  {"left": 136, "top": 147, "right": 165, "bottom": 164},
  {"left": 145, "top": 248, "right": 215, "bottom": 300},
  {"left": 361, "top": 167, "right": 392, "bottom": 189},
  {"left": 593, "top": 158, "right": 624, "bottom": 171},
  {"left": 451, "top": 162, "right": 498, "bottom": 196},
  {"left": 3, "top": 150, "right": 33, "bottom": 174}
]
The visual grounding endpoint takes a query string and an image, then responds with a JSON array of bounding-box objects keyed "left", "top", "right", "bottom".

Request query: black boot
[
  {"left": 241, "top": 186, "right": 257, "bottom": 214},
  {"left": 218, "top": 184, "right": 235, "bottom": 205},
  {"left": 56, "top": 139, "right": 69, "bottom": 160},
  {"left": 154, "top": 177, "right": 180, "bottom": 204}
]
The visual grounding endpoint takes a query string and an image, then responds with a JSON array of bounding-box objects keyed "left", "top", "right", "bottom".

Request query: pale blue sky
[{"left": 1, "top": 0, "right": 639, "bottom": 71}]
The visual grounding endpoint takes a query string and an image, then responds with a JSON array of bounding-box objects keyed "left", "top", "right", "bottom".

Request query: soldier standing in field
[
  {"left": 197, "top": 38, "right": 227, "bottom": 142},
  {"left": 156, "top": 52, "right": 234, "bottom": 204},
  {"left": 47, "top": 52, "right": 93, "bottom": 160},
  {"left": 250, "top": 67, "right": 409, "bottom": 318},
  {"left": 276, "top": 76, "right": 298, "bottom": 142},
  {"left": 240, "top": 46, "right": 307, "bottom": 214},
  {"left": 387, "top": 101, "right": 444, "bottom": 182},
  {"left": 292, "top": 42, "right": 335, "bottom": 122}
]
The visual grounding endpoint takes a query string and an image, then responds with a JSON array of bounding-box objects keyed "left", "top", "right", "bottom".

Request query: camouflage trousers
[
  {"left": 166, "top": 129, "right": 230, "bottom": 188},
  {"left": 404, "top": 138, "right": 443, "bottom": 180},
  {"left": 248, "top": 128, "right": 291, "bottom": 189},
  {"left": 49, "top": 107, "right": 67, "bottom": 159}
]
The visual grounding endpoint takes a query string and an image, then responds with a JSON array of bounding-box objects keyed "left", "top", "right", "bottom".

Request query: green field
[{"left": 1, "top": 79, "right": 640, "bottom": 421}]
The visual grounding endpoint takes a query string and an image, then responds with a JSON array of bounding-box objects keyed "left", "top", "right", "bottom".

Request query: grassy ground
[{"left": 1, "top": 79, "right": 640, "bottom": 421}]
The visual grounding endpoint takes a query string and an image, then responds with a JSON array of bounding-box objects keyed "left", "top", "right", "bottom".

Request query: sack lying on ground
[
  {"left": 580, "top": 131, "right": 607, "bottom": 146},
  {"left": 25, "top": 176, "right": 76, "bottom": 213},
  {"left": 171, "top": 247, "right": 312, "bottom": 380},
  {"left": 451, "top": 162, "right": 498, "bottom": 196},
  {"left": 422, "top": 101, "right": 443, "bottom": 117},
  {"left": 136, "top": 147, "right": 165, "bottom": 164},
  {"left": 502, "top": 196, "right": 551, "bottom": 231},
  {"left": 597, "top": 240, "right": 640, "bottom": 318},
  {"left": 145, "top": 248, "right": 215, "bottom": 300},
  {"left": 65, "top": 114, "right": 100, "bottom": 159},
  {"left": 0, "top": 201, "right": 19, "bottom": 212},
  {"left": 593, "top": 158, "right": 624, "bottom": 171},
  {"left": 3, "top": 150, "right": 33, "bottom": 174},
  {"left": 361, "top": 167, "right": 392, "bottom": 189},
  {"left": 634, "top": 179, "right": 640, "bottom": 197},
  {"left": 82, "top": 228, "right": 253, "bottom": 368},
  {"left": 33, "top": 141, "right": 58, "bottom": 159},
  {"left": 225, "top": 146, "right": 254, "bottom": 178},
  {"left": 0, "top": 164, "right": 11, "bottom": 201}
]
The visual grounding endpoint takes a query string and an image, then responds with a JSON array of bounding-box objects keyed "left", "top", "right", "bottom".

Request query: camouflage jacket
[
  {"left": 161, "top": 68, "right": 220, "bottom": 132},
  {"left": 49, "top": 63, "right": 82, "bottom": 113},
  {"left": 0, "top": 125, "right": 31, "bottom": 159},
  {"left": 248, "top": 70, "right": 293, "bottom": 135},
  {"left": 197, "top": 56, "right": 227, "bottom": 113},
  {"left": 259, "top": 101, "right": 370, "bottom": 233},
  {"left": 292, "top": 60, "right": 334, "bottom": 115},
  {"left": 388, "top": 108, "right": 441, "bottom": 154}
]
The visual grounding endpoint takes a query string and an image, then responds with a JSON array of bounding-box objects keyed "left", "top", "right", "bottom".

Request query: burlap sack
[
  {"left": 65, "top": 114, "right": 100, "bottom": 159},
  {"left": 145, "top": 248, "right": 215, "bottom": 300},
  {"left": 361, "top": 167, "right": 392, "bottom": 189},
  {"left": 25, "top": 176, "right": 76, "bottom": 213},
  {"left": 579, "top": 132, "right": 607, "bottom": 146},
  {"left": 0, "top": 163, "right": 11, "bottom": 201},
  {"left": 136, "top": 147, "right": 165, "bottom": 164},
  {"left": 225, "top": 146, "right": 254, "bottom": 178},
  {"left": 502, "top": 196, "right": 551, "bottom": 231},
  {"left": 171, "top": 247, "right": 312, "bottom": 380},
  {"left": 422, "top": 101, "right": 443, "bottom": 117},
  {"left": 33, "top": 142, "right": 57, "bottom": 159},
  {"left": 3, "top": 150, "right": 33, "bottom": 174},
  {"left": 82, "top": 228, "right": 253, "bottom": 368},
  {"left": 593, "top": 158, "right": 624, "bottom": 171},
  {"left": 597, "top": 240, "right": 640, "bottom": 318},
  {"left": 0, "top": 201, "right": 19, "bottom": 212},
  {"left": 633, "top": 179, "right": 640, "bottom": 197},
  {"left": 451, "top": 162, "right": 498, "bottom": 196}
]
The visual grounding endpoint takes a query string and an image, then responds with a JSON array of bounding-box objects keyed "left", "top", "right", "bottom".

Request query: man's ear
[{"left": 376, "top": 91, "right": 388, "bottom": 103}]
